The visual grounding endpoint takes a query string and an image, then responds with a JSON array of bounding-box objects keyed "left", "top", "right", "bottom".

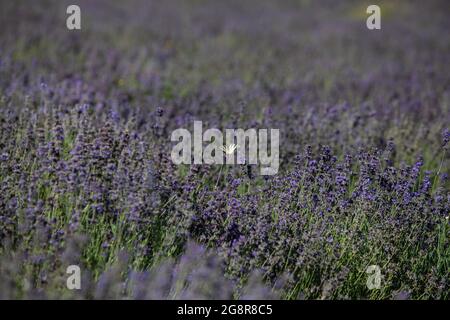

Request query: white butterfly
[{"left": 220, "top": 143, "right": 238, "bottom": 155}]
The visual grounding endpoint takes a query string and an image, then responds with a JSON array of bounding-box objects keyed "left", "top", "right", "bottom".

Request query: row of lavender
[{"left": 0, "top": 0, "right": 449, "bottom": 299}]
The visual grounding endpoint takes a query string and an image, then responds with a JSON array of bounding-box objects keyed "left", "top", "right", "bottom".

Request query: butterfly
[{"left": 220, "top": 144, "right": 238, "bottom": 155}]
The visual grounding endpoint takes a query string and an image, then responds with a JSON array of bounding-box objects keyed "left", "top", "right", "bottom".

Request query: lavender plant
[{"left": 0, "top": 0, "right": 448, "bottom": 299}]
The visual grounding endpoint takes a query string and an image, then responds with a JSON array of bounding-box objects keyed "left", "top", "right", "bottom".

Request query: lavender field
[{"left": 0, "top": 0, "right": 449, "bottom": 299}]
